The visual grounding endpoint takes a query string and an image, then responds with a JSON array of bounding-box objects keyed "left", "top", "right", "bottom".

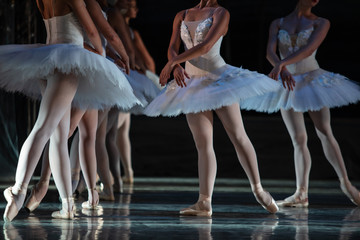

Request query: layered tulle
[
  {"left": 125, "top": 70, "right": 161, "bottom": 114},
  {"left": 241, "top": 68, "right": 360, "bottom": 113},
  {"left": 0, "top": 43, "right": 141, "bottom": 110},
  {"left": 143, "top": 64, "right": 281, "bottom": 117}
]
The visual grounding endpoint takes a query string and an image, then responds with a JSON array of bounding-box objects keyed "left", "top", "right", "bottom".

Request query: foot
[
  {"left": 180, "top": 200, "right": 212, "bottom": 217},
  {"left": 276, "top": 191, "right": 309, "bottom": 208},
  {"left": 340, "top": 180, "right": 360, "bottom": 206},
  {"left": 254, "top": 190, "right": 279, "bottom": 213},
  {"left": 51, "top": 197, "right": 75, "bottom": 220},
  {"left": 3, "top": 187, "right": 25, "bottom": 222},
  {"left": 113, "top": 178, "right": 124, "bottom": 194},
  {"left": 82, "top": 189, "right": 100, "bottom": 210},
  {"left": 24, "top": 181, "right": 49, "bottom": 212},
  {"left": 98, "top": 191, "right": 115, "bottom": 201},
  {"left": 123, "top": 170, "right": 134, "bottom": 184}
]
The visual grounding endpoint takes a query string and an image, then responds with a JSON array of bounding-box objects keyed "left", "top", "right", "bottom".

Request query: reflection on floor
[{"left": 1, "top": 177, "right": 360, "bottom": 239}]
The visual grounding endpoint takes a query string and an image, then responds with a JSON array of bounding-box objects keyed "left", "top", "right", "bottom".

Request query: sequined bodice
[
  {"left": 180, "top": 17, "right": 226, "bottom": 76},
  {"left": 278, "top": 26, "right": 319, "bottom": 75},
  {"left": 43, "top": 13, "right": 83, "bottom": 46}
]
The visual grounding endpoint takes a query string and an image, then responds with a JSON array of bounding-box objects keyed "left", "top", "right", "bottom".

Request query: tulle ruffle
[
  {"left": 124, "top": 70, "right": 161, "bottom": 114},
  {"left": 0, "top": 43, "right": 141, "bottom": 110},
  {"left": 241, "top": 68, "right": 360, "bottom": 113},
  {"left": 143, "top": 64, "right": 281, "bottom": 117}
]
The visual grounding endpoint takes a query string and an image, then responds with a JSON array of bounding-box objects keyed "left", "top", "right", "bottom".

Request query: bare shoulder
[
  {"left": 174, "top": 9, "right": 187, "bottom": 21},
  {"left": 214, "top": 6, "right": 229, "bottom": 17},
  {"left": 316, "top": 17, "right": 330, "bottom": 27}
]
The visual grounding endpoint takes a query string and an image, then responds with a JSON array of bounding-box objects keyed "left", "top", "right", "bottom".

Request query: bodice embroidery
[{"left": 181, "top": 17, "right": 213, "bottom": 48}]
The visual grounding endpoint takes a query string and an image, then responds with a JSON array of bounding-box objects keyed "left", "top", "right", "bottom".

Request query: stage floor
[{"left": 1, "top": 177, "right": 360, "bottom": 240}]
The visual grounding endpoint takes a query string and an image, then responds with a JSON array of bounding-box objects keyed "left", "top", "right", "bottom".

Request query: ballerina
[
  {"left": 1, "top": 0, "right": 139, "bottom": 221},
  {"left": 241, "top": 0, "right": 360, "bottom": 207},
  {"left": 144, "top": 0, "right": 281, "bottom": 216}
]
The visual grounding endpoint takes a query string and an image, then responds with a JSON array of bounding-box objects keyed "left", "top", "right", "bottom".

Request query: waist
[{"left": 185, "top": 55, "right": 226, "bottom": 76}]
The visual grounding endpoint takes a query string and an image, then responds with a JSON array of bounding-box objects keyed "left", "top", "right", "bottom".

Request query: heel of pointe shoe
[
  {"left": 3, "top": 187, "right": 20, "bottom": 222},
  {"left": 24, "top": 187, "right": 40, "bottom": 213},
  {"left": 51, "top": 197, "right": 75, "bottom": 220},
  {"left": 82, "top": 189, "right": 99, "bottom": 210}
]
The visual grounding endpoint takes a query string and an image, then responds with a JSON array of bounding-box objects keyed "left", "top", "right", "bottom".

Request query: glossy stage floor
[{"left": 0, "top": 177, "right": 359, "bottom": 240}]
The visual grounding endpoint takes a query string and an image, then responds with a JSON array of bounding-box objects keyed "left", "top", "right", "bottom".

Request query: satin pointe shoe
[
  {"left": 276, "top": 196, "right": 309, "bottom": 208},
  {"left": 179, "top": 201, "right": 212, "bottom": 217},
  {"left": 51, "top": 197, "right": 75, "bottom": 220},
  {"left": 3, "top": 187, "right": 22, "bottom": 222},
  {"left": 98, "top": 191, "right": 115, "bottom": 201},
  {"left": 341, "top": 182, "right": 360, "bottom": 206},
  {"left": 24, "top": 185, "right": 42, "bottom": 213},
  {"left": 254, "top": 190, "right": 279, "bottom": 214},
  {"left": 82, "top": 189, "right": 100, "bottom": 210}
]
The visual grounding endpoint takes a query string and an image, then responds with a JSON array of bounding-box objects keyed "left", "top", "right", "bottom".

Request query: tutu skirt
[
  {"left": 0, "top": 43, "right": 141, "bottom": 110},
  {"left": 126, "top": 70, "right": 161, "bottom": 114},
  {"left": 241, "top": 68, "right": 360, "bottom": 113},
  {"left": 143, "top": 64, "right": 281, "bottom": 117}
]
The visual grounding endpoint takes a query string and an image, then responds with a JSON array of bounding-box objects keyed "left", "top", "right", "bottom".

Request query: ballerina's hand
[
  {"left": 268, "top": 64, "right": 282, "bottom": 81},
  {"left": 114, "top": 58, "right": 126, "bottom": 70},
  {"left": 280, "top": 68, "right": 296, "bottom": 91},
  {"left": 84, "top": 43, "right": 101, "bottom": 55},
  {"left": 159, "top": 61, "right": 174, "bottom": 86},
  {"left": 173, "top": 65, "right": 189, "bottom": 88}
]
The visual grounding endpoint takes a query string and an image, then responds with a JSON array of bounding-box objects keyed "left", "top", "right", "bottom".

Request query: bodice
[
  {"left": 44, "top": 13, "right": 83, "bottom": 46},
  {"left": 180, "top": 17, "right": 226, "bottom": 76},
  {"left": 278, "top": 27, "right": 319, "bottom": 75}
]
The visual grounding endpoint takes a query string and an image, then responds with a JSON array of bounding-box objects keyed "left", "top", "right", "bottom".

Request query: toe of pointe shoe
[
  {"left": 262, "top": 198, "right": 279, "bottom": 214},
  {"left": 3, "top": 188, "right": 20, "bottom": 222},
  {"left": 179, "top": 208, "right": 212, "bottom": 217}
]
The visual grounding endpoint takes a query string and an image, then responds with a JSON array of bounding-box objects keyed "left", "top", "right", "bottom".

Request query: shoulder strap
[
  {"left": 183, "top": 9, "right": 188, "bottom": 20},
  {"left": 279, "top": 18, "right": 284, "bottom": 27}
]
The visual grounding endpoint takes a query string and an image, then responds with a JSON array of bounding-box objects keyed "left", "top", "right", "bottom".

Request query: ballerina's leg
[{"left": 215, "top": 103, "right": 278, "bottom": 213}]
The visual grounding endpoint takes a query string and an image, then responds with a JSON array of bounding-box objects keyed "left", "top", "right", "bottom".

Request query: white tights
[
  {"left": 13, "top": 72, "right": 78, "bottom": 208},
  {"left": 186, "top": 103, "right": 264, "bottom": 201},
  {"left": 281, "top": 107, "right": 351, "bottom": 196}
]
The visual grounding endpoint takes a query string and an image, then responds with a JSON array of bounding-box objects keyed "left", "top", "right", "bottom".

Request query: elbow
[
  {"left": 86, "top": 29, "right": 99, "bottom": 40},
  {"left": 106, "top": 32, "right": 119, "bottom": 45}
]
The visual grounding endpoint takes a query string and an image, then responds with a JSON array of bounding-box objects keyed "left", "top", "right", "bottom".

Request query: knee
[
  {"left": 315, "top": 126, "right": 333, "bottom": 141},
  {"left": 292, "top": 132, "right": 308, "bottom": 147}
]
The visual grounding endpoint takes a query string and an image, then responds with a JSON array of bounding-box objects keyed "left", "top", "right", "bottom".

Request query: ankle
[
  {"left": 12, "top": 182, "right": 28, "bottom": 195},
  {"left": 198, "top": 194, "right": 211, "bottom": 203}
]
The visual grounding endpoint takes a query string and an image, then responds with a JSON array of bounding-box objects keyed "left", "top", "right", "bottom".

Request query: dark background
[{"left": 0, "top": 0, "right": 359, "bottom": 182}]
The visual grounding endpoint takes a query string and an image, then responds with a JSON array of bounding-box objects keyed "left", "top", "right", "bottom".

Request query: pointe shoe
[
  {"left": 24, "top": 186, "right": 41, "bottom": 213},
  {"left": 98, "top": 191, "right": 115, "bottom": 201},
  {"left": 254, "top": 190, "right": 279, "bottom": 214},
  {"left": 341, "top": 182, "right": 360, "bottom": 206},
  {"left": 179, "top": 201, "right": 212, "bottom": 217},
  {"left": 122, "top": 176, "right": 134, "bottom": 184},
  {"left": 82, "top": 189, "right": 100, "bottom": 210},
  {"left": 51, "top": 197, "right": 75, "bottom": 220},
  {"left": 3, "top": 187, "right": 21, "bottom": 222},
  {"left": 276, "top": 196, "right": 309, "bottom": 208}
]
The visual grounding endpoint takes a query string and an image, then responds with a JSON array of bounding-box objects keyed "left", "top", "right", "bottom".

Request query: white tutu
[
  {"left": 241, "top": 68, "right": 360, "bottom": 113},
  {"left": 143, "top": 64, "right": 281, "bottom": 117},
  {"left": 0, "top": 43, "right": 141, "bottom": 110},
  {"left": 125, "top": 70, "right": 161, "bottom": 114}
]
